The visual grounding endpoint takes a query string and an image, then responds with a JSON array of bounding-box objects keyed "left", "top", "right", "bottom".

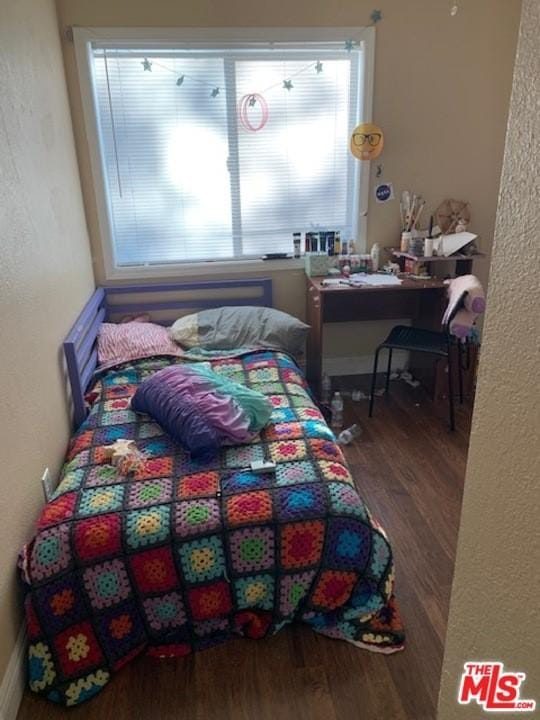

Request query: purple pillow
[{"left": 131, "top": 367, "right": 220, "bottom": 459}]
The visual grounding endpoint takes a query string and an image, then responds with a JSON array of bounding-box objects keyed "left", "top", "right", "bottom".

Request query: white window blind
[{"left": 88, "top": 40, "right": 367, "bottom": 267}]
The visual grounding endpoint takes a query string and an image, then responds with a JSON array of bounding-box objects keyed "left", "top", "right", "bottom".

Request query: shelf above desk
[
  {"left": 389, "top": 249, "right": 485, "bottom": 261},
  {"left": 386, "top": 248, "right": 484, "bottom": 277}
]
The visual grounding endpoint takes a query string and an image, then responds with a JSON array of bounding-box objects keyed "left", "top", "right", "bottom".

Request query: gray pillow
[{"left": 169, "top": 306, "right": 309, "bottom": 356}]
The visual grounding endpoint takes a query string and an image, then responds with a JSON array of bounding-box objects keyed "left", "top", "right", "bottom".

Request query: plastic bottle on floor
[
  {"left": 330, "top": 392, "right": 344, "bottom": 429},
  {"left": 337, "top": 424, "right": 362, "bottom": 445},
  {"left": 321, "top": 373, "right": 332, "bottom": 405}
]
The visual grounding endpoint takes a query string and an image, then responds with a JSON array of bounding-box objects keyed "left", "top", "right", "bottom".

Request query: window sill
[{"left": 104, "top": 257, "right": 306, "bottom": 281}]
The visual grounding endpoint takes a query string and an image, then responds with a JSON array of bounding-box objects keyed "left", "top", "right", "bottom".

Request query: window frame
[{"left": 74, "top": 27, "right": 375, "bottom": 280}]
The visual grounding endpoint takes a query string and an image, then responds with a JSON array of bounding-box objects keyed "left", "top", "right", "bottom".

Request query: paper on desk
[{"left": 349, "top": 273, "right": 403, "bottom": 287}]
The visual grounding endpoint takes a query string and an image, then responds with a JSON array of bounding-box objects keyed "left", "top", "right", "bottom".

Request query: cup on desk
[
  {"left": 400, "top": 231, "right": 412, "bottom": 253},
  {"left": 410, "top": 237, "right": 424, "bottom": 256},
  {"left": 424, "top": 237, "right": 434, "bottom": 257}
]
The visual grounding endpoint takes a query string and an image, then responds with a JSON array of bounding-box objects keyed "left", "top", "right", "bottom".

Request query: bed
[{"left": 20, "top": 278, "right": 404, "bottom": 707}]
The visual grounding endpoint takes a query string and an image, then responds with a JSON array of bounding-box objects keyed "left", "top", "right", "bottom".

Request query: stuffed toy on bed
[{"left": 103, "top": 439, "right": 146, "bottom": 475}]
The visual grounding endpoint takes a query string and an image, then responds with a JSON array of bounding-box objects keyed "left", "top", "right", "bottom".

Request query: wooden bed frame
[{"left": 63, "top": 278, "right": 273, "bottom": 429}]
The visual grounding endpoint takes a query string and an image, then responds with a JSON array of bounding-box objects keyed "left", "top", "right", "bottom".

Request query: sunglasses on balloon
[{"left": 352, "top": 132, "right": 382, "bottom": 147}]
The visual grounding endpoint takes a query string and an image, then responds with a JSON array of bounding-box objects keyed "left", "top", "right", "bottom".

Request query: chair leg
[
  {"left": 457, "top": 342, "right": 464, "bottom": 404},
  {"left": 385, "top": 348, "right": 393, "bottom": 395},
  {"left": 369, "top": 347, "right": 381, "bottom": 417},
  {"left": 446, "top": 345, "right": 456, "bottom": 432}
]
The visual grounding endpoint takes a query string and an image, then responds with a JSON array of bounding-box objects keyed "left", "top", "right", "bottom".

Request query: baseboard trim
[
  {"left": 322, "top": 352, "right": 410, "bottom": 377},
  {"left": 0, "top": 624, "right": 26, "bottom": 720}
]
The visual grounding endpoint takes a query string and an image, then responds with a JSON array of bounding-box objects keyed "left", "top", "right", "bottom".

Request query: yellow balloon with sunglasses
[{"left": 350, "top": 122, "right": 384, "bottom": 160}]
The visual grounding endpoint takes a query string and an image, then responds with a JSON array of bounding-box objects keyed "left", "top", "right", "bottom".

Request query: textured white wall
[
  {"left": 0, "top": 0, "right": 95, "bottom": 680},
  {"left": 438, "top": 0, "right": 540, "bottom": 716}
]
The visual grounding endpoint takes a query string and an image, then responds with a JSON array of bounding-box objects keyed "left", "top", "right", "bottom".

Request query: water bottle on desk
[
  {"left": 330, "top": 392, "right": 344, "bottom": 429},
  {"left": 370, "top": 242, "right": 380, "bottom": 272}
]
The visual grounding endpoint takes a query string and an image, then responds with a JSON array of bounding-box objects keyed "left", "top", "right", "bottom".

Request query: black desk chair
[{"left": 368, "top": 294, "right": 469, "bottom": 431}]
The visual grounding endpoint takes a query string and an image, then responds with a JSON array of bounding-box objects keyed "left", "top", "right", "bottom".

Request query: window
[{"left": 75, "top": 29, "right": 374, "bottom": 275}]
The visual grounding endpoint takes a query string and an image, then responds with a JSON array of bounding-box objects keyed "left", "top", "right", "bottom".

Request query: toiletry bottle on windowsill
[
  {"left": 293, "top": 233, "right": 301, "bottom": 258},
  {"left": 334, "top": 231, "right": 341, "bottom": 255},
  {"left": 327, "top": 231, "right": 335, "bottom": 256}
]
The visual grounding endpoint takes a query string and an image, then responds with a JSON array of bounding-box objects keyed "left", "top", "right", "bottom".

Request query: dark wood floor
[{"left": 18, "top": 382, "right": 472, "bottom": 720}]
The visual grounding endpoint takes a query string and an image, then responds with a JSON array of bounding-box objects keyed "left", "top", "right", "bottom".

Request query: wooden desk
[{"left": 306, "top": 276, "right": 447, "bottom": 397}]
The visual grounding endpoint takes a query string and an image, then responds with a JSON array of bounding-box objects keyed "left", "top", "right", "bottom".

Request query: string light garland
[
  {"left": 346, "top": 8, "right": 382, "bottom": 50},
  {"left": 83, "top": 17, "right": 384, "bottom": 102},
  {"left": 134, "top": 17, "right": 386, "bottom": 96},
  {"left": 84, "top": 19, "right": 384, "bottom": 139},
  {"left": 135, "top": 53, "right": 323, "bottom": 100}
]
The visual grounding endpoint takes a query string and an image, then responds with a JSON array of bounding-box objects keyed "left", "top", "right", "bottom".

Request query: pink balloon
[{"left": 239, "top": 93, "right": 269, "bottom": 132}]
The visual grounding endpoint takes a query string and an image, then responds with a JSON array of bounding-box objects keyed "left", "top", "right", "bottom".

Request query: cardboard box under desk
[{"left": 412, "top": 344, "right": 479, "bottom": 402}]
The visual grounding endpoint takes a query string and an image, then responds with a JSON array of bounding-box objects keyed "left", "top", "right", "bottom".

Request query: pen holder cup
[
  {"left": 400, "top": 231, "right": 412, "bottom": 253},
  {"left": 410, "top": 238, "right": 424, "bottom": 256}
]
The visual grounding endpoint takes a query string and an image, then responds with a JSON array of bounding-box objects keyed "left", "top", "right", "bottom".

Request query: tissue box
[{"left": 304, "top": 254, "right": 336, "bottom": 277}]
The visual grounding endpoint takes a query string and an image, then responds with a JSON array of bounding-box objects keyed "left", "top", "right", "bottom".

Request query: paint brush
[
  {"left": 409, "top": 195, "right": 418, "bottom": 231},
  {"left": 413, "top": 200, "right": 426, "bottom": 230},
  {"left": 402, "top": 191, "right": 411, "bottom": 231}
]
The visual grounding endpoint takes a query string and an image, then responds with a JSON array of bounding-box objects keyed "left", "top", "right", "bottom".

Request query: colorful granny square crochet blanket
[{"left": 20, "top": 351, "right": 404, "bottom": 706}]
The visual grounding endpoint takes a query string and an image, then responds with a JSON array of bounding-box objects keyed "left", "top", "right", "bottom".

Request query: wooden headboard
[{"left": 63, "top": 278, "right": 273, "bottom": 429}]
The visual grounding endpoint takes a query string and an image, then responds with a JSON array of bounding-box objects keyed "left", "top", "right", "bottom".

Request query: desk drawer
[{"left": 322, "top": 290, "right": 420, "bottom": 323}]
